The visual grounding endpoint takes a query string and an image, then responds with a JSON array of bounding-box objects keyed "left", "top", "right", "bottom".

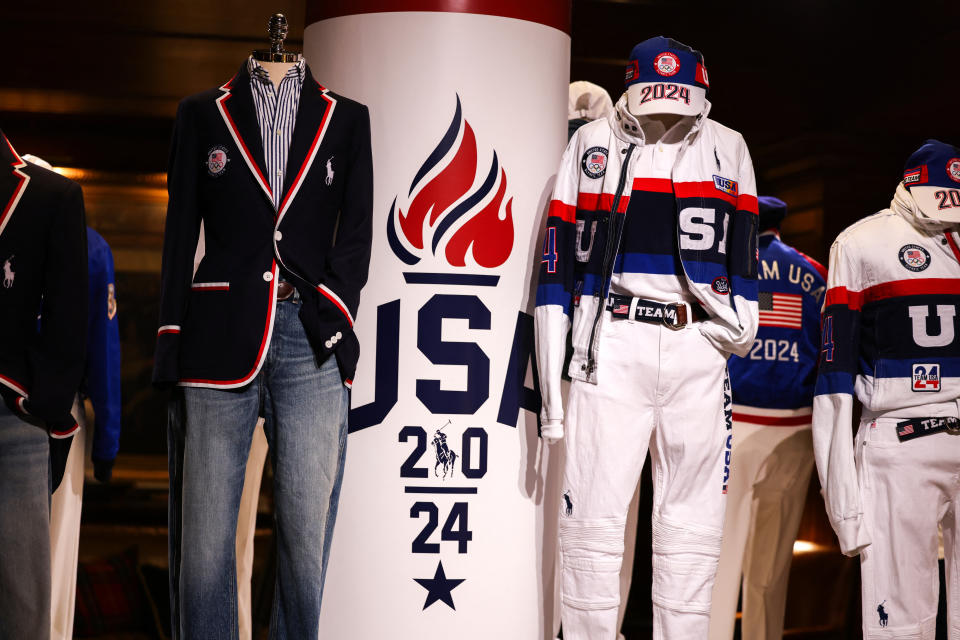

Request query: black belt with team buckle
[
  {"left": 606, "top": 294, "right": 709, "bottom": 330},
  {"left": 896, "top": 416, "right": 960, "bottom": 442}
]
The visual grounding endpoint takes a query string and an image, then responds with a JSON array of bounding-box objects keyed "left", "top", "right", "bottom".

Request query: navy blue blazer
[
  {"left": 0, "top": 130, "right": 88, "bottom": 438},
  {"left": 153, "top": 61, "right": 373, "bottom": 389}
]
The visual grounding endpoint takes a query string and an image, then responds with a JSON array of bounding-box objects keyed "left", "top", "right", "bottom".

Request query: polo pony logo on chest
[
  {"left": 325, "top": 156, "right": 335, "bottom": 186},
  {"left": 2, "top": 255, "right": 13, "bottom": 289}
]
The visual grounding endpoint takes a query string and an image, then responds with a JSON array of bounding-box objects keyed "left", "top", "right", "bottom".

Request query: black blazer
[
  {"left": 153, "top": 62, "right": 373, "bottom": 389},
  {"left": 0, "top": 130, "right": 87, "bottom": 436}
]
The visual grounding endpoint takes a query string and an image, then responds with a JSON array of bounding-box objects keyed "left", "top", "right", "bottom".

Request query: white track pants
[
  {"left": 49, "top": 398, "right": 86, "bottom": 640},
  {"left": 560, "top": 318, "right": 730, "bottom": 640},
  {"left": 857, "top": 411, "right": 960, "bottom": 640},
  {"left": 708, "top": 410, "right": 814, "bottom": 640}
]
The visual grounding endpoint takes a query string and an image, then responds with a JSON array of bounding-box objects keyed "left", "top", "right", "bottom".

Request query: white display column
[{"left": 304, "top": 2, "right": 570, "bottom": 638}]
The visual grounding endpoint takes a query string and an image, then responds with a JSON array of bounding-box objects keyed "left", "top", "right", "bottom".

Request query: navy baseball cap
[
  {"left": 902, "top": 139, "right": 960, "bottom": 222},
  {"left": 625, "top": 36, "right": 709, "bottom": 117},
  {"left": 758, "top": 196, "right": 788, "bottom": 231}
]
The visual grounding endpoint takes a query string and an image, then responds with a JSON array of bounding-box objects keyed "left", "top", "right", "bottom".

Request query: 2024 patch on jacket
[{"left": 153, "top": 62, "right": 373, "bottom": 389}]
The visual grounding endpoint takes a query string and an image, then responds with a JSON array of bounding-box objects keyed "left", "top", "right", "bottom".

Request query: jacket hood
[{"left": 890, "top": 181, "right": 958, "bottom": 232}]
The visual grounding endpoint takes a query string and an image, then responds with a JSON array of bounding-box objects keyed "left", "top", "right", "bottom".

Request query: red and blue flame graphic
[{"left": 387, "top": 96, "right": 514, "bottom": 269}]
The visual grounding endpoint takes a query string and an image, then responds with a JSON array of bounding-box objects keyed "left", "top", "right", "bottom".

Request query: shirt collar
[{"left": 247, "top": 55, "right": 305, "bottom": 86}]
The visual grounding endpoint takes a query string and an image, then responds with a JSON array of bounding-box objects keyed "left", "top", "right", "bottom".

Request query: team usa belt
[
  {"left": 895, "top": 416, "right": 960, "bottom": 442},
  {"left": 606, "top": 294, "right": 708, "bottom": 330}
]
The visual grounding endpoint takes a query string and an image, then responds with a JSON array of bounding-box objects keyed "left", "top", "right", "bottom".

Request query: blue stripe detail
[
  {"left": 815, "top": 371, "right": 855, "bottom": 396},
  {"left": 403, "top": 273, "right": 499, "bottom": 287},
  {"left": 535, "top": 284, "right": 572, "bottom": 316},
  {"left": 615, "top": 252, "right": 683, "bottom": 276},
  {"left": 409, "top": 95, "right": 461, "bottom": 196},
  {"left": 386, "top": 198, "right": 420, "bottom": 265},
  {"left": 872, "top": 357, "right": 960, "bottom": 379}
]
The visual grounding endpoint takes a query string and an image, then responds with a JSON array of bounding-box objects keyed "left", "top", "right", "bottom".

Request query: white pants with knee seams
[
  {"left": 856, "top": 405, "right": 960, "bottom": 640},
  {"left": 708, "top": 411, "right": 814, "bottom": 640},
  {"left": 559, "top": 314, "right": 730, "bottom": 640}
]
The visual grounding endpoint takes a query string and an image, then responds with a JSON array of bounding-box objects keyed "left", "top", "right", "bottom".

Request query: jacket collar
[
  {"left": 276, "top": 65, "right": 337, "bottom": 222},
  {"left": 0, "top": 130, "right": 31, "bottom": 239},
  {"left": 607, "top": 93, "right": 711, "bottom": 147},
  {"left": 215, "top": 62, "right": 338, "bottom": 220},
  {"left": 215, "top": 62, "right": 273, "bottom": 208}
]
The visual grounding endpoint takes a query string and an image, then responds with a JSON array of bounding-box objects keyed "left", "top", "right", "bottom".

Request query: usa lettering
[{"left": 758, "top": 259, "right": 825, "bottom": 303}]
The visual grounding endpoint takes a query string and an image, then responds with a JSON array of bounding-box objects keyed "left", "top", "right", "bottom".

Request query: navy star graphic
[{"left": 413, "top": 561, "right": 465, "bottom": 610}]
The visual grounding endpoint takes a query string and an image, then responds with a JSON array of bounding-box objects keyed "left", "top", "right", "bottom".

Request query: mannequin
[
  {"left": 814, "top": 139, "right": 960, "bottom": 639},
  {"left": 535, "top": 36, "right": 760, "bottom": 640}
]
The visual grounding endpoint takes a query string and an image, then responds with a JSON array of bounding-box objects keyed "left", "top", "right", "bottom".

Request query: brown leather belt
[{"left": 276, "top": 281, "right": 296, "bottom": 301}]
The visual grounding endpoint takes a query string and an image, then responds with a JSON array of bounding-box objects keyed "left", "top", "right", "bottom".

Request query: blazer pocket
[{"left": 190, "top": 281, "right": 230, "bottom": 291}]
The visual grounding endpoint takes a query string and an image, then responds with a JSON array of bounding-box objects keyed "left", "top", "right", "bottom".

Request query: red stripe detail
[
  {"left": 674, "top": 180, "right": 738, "bottom": 207},
  {"left": 577, "top": 192, "right": 629, "bottom": 213},
  {"left": 632, "top": 177, "right": 674, "bottom": 193},
  {"left": 191, "top": 285, "right": 229, "bottom": 291},
  {"left": 546, "top": 199, "right": 575, "bottom": 224},
  {"left": 158, "top": 328, "right": 180, "bottom": 335},
  {"left": 947, "top": 232, "right": 960, "bottom": 264},
  {"left": 278, "top": 90, "right": 334, "bottom": 216},
  {"left": 180, "top": 262, "right": 278, "bottom": 386},
  {"left": 0, "top": 373, "right": 28, "bottom": 396},
  {"left": 50, "top": 422, "right": 79, "bottom": 437},
  {"left": 0, "top": 137, "right": 28, "bottom": 232},
  {"left": 825, "top": 278, "right": 960, "bottom": 310},
  {"left": 737, "top": 193, "right": 759, "bottom": 215},
  {"left": 219, "top": 92, "right": 273, "bottom": 199},
  {"left": 695, "top": 62, "right": 709, "bottom": 87},
  {"left": 305, "top": 0, "right": 572, "bottom": 34},
  {"left": 733, "top": 412, "right": 811, "bottom": 427},
  {"left": 317, "top": 286, "right": 354, "bottom": 327}
]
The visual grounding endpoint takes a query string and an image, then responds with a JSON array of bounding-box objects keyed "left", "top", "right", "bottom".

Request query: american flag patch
[
  {"left": 898, "top": 423, "right": 915, "bottom": 437},
  {"left": 758, "top": 292, "right": 802, "bottom": 329},
  {"left": 613, "top": 304, "right": 630, "bottom": 315}
]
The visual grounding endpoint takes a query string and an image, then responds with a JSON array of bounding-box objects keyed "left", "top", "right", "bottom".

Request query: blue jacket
[
  {"left": 84, "top": 228, "right": 122, "bottom": 481},
  {"left": 728, "top": 232, "right": 826, "bottom": 410}
]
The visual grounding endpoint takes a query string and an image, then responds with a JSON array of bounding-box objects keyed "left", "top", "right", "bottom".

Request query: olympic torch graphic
[{"left": 305, "top": 3, "right": 570, "bottom": 638}]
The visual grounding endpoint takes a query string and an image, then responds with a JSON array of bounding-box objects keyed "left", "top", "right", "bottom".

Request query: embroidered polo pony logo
[
  {"left": 325, "top": 156, "right": 334, "bottom": 186},
  {"left": 432, "top": 420, "right": 458, "bottom": 480},
  {"left": 877, "top": 601, "right": 888, "bottom": 627},
  {"left": 2, "top": 255, "right": 13, "bottom": 289}
]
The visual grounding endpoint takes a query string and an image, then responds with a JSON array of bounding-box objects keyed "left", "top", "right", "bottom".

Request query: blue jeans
[
  {"left": 176, "top": 298, "right": 349, "bottom": 640},
  {"left": 0, "top": 404, "right": 50, "bottom": 640}
]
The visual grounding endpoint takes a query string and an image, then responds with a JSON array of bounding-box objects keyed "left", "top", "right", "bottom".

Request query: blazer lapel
[
  {"left": 276, "top": 65, "right": 337, "bottom": 222},
  {"left": 215, "top": 63, "right": 274, "bottom": 208},
  {"left": 0, "top": 131, "right": 31, "bottom": 239}
]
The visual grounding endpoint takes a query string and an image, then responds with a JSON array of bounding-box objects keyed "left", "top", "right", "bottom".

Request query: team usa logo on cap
[
  {"left": 206, "top": 145, "right": 229, "bottom": 177},
  {"left": 898, "top": 244, "right": 931, "bottom": 272},
  {"left": 654, "top": 52, "right": 680, "bottom": 76},
  {"left": 947, "top": 158, "right": 960, "bottom": 183}
]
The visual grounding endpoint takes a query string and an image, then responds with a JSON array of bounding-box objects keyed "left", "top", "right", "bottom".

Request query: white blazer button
[
  {"left": 274, "top": 231, "right": 283, "bottom": 241},
  {"left": 263, "top": 271, "right": 273, "bottom": 282},
  {"left": 336, "top": 331, "right": 342, "bottom": 339},
  {"left": 324, "top": 340, "right": 333, "bottom": 349}
]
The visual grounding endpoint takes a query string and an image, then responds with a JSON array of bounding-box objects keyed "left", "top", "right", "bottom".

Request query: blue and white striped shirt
[{"left": 247, "top": 56, "right": 305, "bottom": 209}]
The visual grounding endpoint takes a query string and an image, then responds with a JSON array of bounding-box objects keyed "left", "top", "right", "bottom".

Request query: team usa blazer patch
[{"left": 206, "top": 145, "right": 229, "bottom": 177}]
